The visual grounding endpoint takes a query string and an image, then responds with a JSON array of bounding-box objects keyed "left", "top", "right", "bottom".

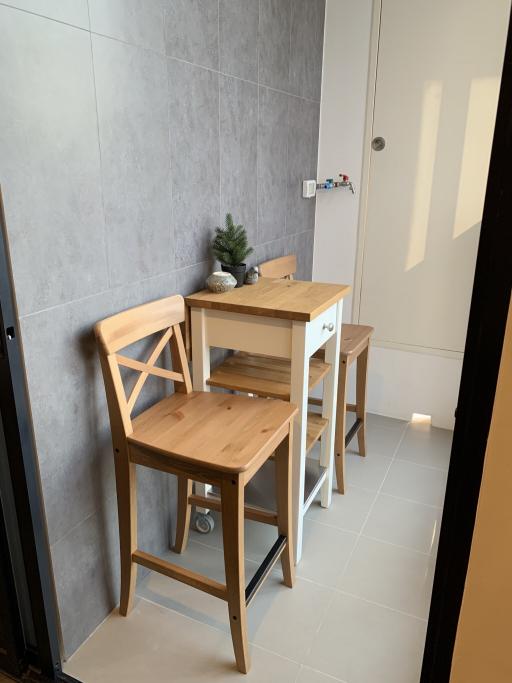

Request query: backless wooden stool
[
  {"left": 208, "top": 256, "right": 374, "bottom": 494},
  {"left": 95, "top": 295, "right": 296, "bottom": 674},
  {"left": 312, "top": 324, "right": 373, "bottom": 493}
]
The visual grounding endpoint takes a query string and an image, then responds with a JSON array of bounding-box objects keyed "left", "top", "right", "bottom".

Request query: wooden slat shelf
[
  {"left": 306, "top": 412, "right": 328, "bottom": 454},
  {"left": 207, "top": 353, "right": 331, "bottom": 401}
]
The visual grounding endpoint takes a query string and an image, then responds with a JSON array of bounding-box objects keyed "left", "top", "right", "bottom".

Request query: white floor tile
[
  {"left": 138, "top": 544, "right": 334, "bottom": 664},
  {"left": 347, "top": 426, "right": 405, "bottom": 459},
  {"left": 189, "top": 511, "right": 279, "bottom": 564},
  {"left": 305, "top": 593, "right": 427, "bottom": 683},
  {"left": 395, "top": 423, "right": 452, "bottom": 470},
  {"left": 337, "top": 536, "right": 434, "bottom": 618},
  {"left": 297, "top": 520, "right": 358, "bottom": 588},
  {"left": 306, "top": 485, "right": 376, "bottom": 533},
  {"left": 366, "top": 413, "right": 408, "bottom": 432},
  {"left": 344, "top": 454, "right": 392, "bottom": 492},
  {"left": 381, "top": 460, "right": 448, "bottom": 507},
  {"left": 137, "top": 541, "right": 258, "bottom": 632},
  {"left": 362, "top": 494, "right": 442, "bottom": 554},
  {"left": 296, "top": 666, "right": 347, "bottom": 682},
  {"left": 64, "top": 598, "right": 301, "bottom": 682},
  {"left": 247, "top": 575, "right": 334, "bottom": 662}
]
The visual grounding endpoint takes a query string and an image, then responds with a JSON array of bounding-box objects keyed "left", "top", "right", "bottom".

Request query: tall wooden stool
[
  {"left": 95, "top": 295, "right": 296, "bottom": 674},
  {"left": 313, "top": 324, "right": 373, "bottom": 493},
  {"left": 207, "top": 255, "right": 374, "bottom": 494}
]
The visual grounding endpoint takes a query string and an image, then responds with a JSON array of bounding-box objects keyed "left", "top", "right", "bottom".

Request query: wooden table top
[{"left": 185, "top": 277, "right": 351, "bottom": 322}]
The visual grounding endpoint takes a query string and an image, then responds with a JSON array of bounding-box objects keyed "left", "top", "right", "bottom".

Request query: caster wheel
[{"left": 194, "top": 513, "right": 215, "bottom": 534}]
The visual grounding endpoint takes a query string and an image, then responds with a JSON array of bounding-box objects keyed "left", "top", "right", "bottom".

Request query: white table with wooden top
[{"left": 185, "top": 277, "right": 351, "bottom": 562}]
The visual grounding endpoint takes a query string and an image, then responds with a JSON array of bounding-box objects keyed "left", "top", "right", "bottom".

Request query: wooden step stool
[{"left": 95, "top": 295, "right": 297, "bottom": 674}]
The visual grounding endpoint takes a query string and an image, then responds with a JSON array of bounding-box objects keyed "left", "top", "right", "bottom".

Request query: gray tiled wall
[{"left": 0, "top": 0, "right": 324, "bottom": 657}]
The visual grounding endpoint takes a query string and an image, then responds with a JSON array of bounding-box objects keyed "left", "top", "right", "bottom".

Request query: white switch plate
[{"left": 302, "top": 179, "right": 316, "bottom": 198}]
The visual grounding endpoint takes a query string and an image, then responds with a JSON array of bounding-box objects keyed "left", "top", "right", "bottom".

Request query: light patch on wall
[
  {"left": 411, "top": 412, "right": 432, "bottom": 425},
  {"left": 405, "top": 80, "right": 443, "bottom": 272},
  {"left": 452, "top": 76, "right": 500, "bottom": 240}
]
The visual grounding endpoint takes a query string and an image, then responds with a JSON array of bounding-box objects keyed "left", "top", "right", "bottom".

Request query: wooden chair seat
[
  {"left": 207, "top": 352, "right": 331, "bottom": 400},
  {"left": 129, "top": 391, "right": 296, "bottom": 473}
]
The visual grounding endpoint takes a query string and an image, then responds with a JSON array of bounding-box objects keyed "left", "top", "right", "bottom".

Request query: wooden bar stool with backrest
[
  {"left": 95, "top": 295, "right": 296, "bottom": 674},
  {"left": 208, "top": 256, "right": 373, "bottom": 494}
]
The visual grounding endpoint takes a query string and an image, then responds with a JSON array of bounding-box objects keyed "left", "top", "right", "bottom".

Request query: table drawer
[{"left": 308, "top": 305, "right": 337, "bottom": 355}]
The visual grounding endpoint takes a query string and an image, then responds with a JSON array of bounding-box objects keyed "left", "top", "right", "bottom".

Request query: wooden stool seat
[
  {"left": 207, "top": 353, "right": 331, "bottom": 401},
  {"left": 314, "top": 324, "right": 374, "bottom": 362},
  {"left": 95, "top": 295, "right": 296, "bottom": 673},
  {"left": 129, "top": 391, "right": 296, "bottom": 473}
]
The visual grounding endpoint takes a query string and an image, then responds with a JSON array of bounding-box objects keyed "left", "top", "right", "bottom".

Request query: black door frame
[
  {"left": 0, "top": 190, "right": 81, "bottom": 683},
  {"left": 421, "top": 7, "right": 512, "bottom": 682}
]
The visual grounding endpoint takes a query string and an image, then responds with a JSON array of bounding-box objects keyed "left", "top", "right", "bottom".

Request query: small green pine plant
[{"left": 212, "top": 213, "right": 253, "bottom": 266}]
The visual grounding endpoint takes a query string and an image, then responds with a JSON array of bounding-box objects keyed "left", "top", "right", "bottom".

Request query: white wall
[{"left": 313, "top": 0, "right": 462, "bottom": 428}]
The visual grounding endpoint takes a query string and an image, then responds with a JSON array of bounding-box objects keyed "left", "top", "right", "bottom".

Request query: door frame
[
  {"left": 352, "top": 0, "right": 382, "bottom": 326},
  {"left": 421, "top": 6, "right": 512, "bottom": 680}
]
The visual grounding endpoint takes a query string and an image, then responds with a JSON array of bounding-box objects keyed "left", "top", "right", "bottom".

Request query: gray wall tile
[
  {"left": 93, "top": 36, "right": 172, "bottom": 287},
  {"left": 0, "top": 0, "right": 89, "bottom": 28},
  {"left": 175, "top": 261, "right": 211, "bottom": 296},
  {"left": 220, "top": 76, "right": 258, "bottom": 248},
  {"left": 164, "top": 0, "right": 219, "bottom": 69},
  {"left": 89, "top": 0, "right": 165, "bottom": 53},
  {"left": 257, "top": 87, "right": 289, "bottom": 244},
  {"left": 20, "top": 293, "right": 119, "bottom": 546},
  {"left": 286, "top": 96, "right": 320, "bottom": 234},
  {"left": 0, "top": 7, "right": 108, "bottom": 316},
  {"left": 258, "top": 0, "right": 291, "bottom": 92},
  {"left": 4, "top": 0, "right": 324, "bottom": 658},
  {"left": 219, "top": 0, "right": 259, "bottom": 81},
  {"left": 51, "top": 499, "right": 120, "bottom": 657},
  {"left": 292, "top": 229, "right": 314, "bottom": 280},
  {"left": 289, "top": 0, "right": 325, "bottom": 101},
  {"left": 168, "top": 59, "right": 220, "bottom": 269}
]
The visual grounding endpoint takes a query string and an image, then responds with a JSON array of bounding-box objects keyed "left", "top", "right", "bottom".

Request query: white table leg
[
  {"left": 320, "top": 300, "right": 343, "bottom": 507},
  {"left": 190, "top": 307, "right": 212, "bottom": 512},
  {"left": 290, "top": 321, "right": 310, "bottom": 564}
]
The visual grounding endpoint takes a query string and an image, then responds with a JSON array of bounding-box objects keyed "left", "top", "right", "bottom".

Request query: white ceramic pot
[{"left": 206, "top": 271, "right": 237, "bottom": 293}]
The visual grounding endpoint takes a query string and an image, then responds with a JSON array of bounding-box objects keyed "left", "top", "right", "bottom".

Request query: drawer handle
[{"left": 323, "top": 322, "right": 335, "bottom": 332}]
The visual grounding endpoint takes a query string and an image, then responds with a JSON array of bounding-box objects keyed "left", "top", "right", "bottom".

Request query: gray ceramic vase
[{"left": 206, "top": 271, "right": 237, "bottom": 293}]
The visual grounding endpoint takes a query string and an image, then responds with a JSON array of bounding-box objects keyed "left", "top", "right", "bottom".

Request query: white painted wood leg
[
  {"left": 290, "top": 321, "right": 310, "bottom": 564},
  {"left": 190, "top": 307, "right": 212, "bottom": 512},
  {"left": 320, "top": 300, "right": 343, "bottom": 508}
]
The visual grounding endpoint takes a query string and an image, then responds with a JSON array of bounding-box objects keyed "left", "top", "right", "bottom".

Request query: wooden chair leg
[
  {"left": 221, "top": 475, "right": 250, "bottom": 674},
  {"left": 334, "top": 357, "right": 348, "bottom": 494},
  {"left": 174, "top": 476, "right": 192, "bottom": 554},
  {"left": 274, "top": 429, "right": 295, "bottom": 586},
  {"left": 356, "top": 343, "right": 369, "bottom": 457},
  {"left": 115, "top": 455, "right": 137, "bottom": 616}
]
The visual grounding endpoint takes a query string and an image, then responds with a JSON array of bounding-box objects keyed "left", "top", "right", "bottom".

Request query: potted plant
[{"left": 212, "top": 213, "right": 253, "bottom": 288}]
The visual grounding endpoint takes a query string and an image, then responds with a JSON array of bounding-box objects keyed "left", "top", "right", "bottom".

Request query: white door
[{"left": 358, "top": 0, "right": 510, "bottom": 354}]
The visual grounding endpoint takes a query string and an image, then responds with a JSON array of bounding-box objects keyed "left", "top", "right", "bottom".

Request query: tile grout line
[
  {"left": 300, "top": 421, "right": 410, "bottom": 662},
  {"left": 86, "top": 3, "right": 111, "bottom": 291},
  {"left": 0, "top": 1, "right": 90, "bottom": 31},
  {"left": 136, "top": 594, "right": 309, "bottom": 671},
  {"left": 164, "top": 4, "right": 176, "bottom": 273}
]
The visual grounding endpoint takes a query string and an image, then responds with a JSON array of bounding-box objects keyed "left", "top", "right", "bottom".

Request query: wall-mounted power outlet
[{"left": 302, "top": 179, "right": 317, "bottom": 199}]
